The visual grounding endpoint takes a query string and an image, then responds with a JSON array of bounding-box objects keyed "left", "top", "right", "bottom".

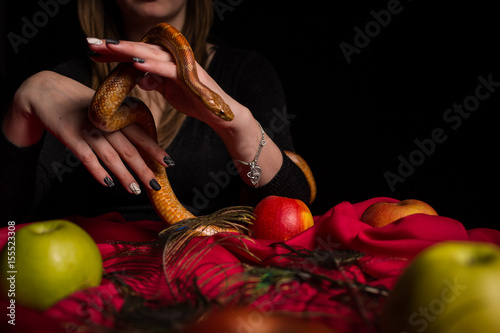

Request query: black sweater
[{"left": 0, "top": 45, "right": 310, "bottom": 225}]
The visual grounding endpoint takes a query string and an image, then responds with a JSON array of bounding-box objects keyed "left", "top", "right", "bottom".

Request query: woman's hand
[
  {"left": 3, "top": 71, "right": 171, "bottom": 194},
  {"left": 87, "top": 38, "right": 241, "bottom": 130}
]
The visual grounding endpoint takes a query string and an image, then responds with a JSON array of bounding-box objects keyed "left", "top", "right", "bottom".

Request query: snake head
[{"left": 207, "top": 93, "right": 234, "bottom": 121}]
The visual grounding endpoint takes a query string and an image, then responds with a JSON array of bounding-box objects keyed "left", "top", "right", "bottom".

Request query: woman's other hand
[{"left": 3, "top": 71, "right": 171, "bottom": 194}]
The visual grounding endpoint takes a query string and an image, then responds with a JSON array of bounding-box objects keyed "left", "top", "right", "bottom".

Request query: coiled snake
[{"left": 89, "top": 23, "right": 316, "bottom": 233}]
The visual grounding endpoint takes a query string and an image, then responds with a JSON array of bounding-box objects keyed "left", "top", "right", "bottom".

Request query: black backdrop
[{"left": 2, "top": 1, "right": 498, "bottom": 229}]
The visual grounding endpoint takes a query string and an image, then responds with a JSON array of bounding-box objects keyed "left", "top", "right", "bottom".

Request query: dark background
[{"left": 2, "top": 1, "right": 498, "bottom": 229}]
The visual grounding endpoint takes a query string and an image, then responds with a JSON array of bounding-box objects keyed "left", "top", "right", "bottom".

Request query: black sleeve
[
  {"left": 0, "top": 126, "right": 45, "bottom": 224},
  {"left": 247, "top": 150, "right": 312, "bottom": 204}
]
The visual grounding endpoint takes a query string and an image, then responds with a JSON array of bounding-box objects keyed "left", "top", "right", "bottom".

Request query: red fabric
[{"left": 1, "top": 197, "right": 500, "bottom": 332}]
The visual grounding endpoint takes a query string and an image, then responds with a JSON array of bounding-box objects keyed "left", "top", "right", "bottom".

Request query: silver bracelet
[{"left": 233, "top": 121, "right": 267, "bottom": 187}]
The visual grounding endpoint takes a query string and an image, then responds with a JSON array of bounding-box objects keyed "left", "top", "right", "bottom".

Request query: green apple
[
  {"left": 0, "top": 220, "right": 103, "bottom": 311},
  {"left": 381, "top": 241, "right": 500, "bottom": 333}
]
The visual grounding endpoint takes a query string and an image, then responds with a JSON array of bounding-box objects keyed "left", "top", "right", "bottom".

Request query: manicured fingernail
[
  {"left": 87, "top": 50, "right": 101, "bottom": 57},
  {"left": 129, "top": 182, "right": 141, "bottom": 195},
  {"left": 149, "top": 179, "right": 161, "bottom": 191},
  {"left": 132, "top": 57, "right": 145, "bottom": 64},
  {"left": 104, "top": 176, "right": 115, "bottom": 188},
  {"left": 163, "top": 155, "right": 175, "bottom": 167},
  {"left": 105, "top": 39, "right": 120, "bottom": 45},
  {"left": 87, "top": 37, "right": 103, "bottom": 45}
]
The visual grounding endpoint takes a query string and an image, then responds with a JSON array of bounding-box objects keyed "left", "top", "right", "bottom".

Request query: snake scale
[{"left": 89, "top": 23, "right": 316, "bottom": 230}]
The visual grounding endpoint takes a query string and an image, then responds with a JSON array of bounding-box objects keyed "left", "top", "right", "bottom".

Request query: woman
[{"left": 0, "top": 0, "right": 311, "bottom": 224}]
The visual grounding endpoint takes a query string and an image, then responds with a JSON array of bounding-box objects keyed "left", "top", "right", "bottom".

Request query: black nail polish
[
  {"left": 132, "top": 57, "right": 145, "bottom": 64},
  {"left": 87, "top": 50, "right": 101, "bottom": 57},
  {"left": 105, "top": 39, "right": 120, "bottom": 45},
  {"left": 104, "top": 176, "right": 115, "bottom": 188},
  {"left": 163, "top": 155, "right": 175, "bottom": 167},
  {"left": 149, "top": 179, "right": 161, "bottom": 191}
]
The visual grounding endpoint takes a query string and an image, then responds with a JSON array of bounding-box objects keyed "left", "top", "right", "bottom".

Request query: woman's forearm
[{"left": 211, "top": 104, "right": 283, "bottom": 188}]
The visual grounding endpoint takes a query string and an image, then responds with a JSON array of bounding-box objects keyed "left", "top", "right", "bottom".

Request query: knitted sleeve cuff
[{"left": 246, "top": 149, "right": 311, "bottom": 206}]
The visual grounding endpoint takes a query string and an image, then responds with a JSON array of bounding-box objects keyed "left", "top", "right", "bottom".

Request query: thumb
[{"left": 137, "top": 73, "right": 165, "bottom": 92}]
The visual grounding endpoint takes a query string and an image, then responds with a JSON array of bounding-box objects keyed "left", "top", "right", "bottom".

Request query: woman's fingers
[
  {"left": 87, "top": 38, "right": 174, "bottom": 66},
  {"left": 81, "top": 127, "right": 141, "bottom": 194},
  {"left": 69, "top": 137, "right": 116, "bottom": 188},
  {"left": 105, "top": 130, "right": 164, "bottom": 193},
  {"left": 79, "top": 124, "right": 170, "bottom": 195},
  {"left": 121, "top": 124, "right": 174, "bottom": 167},
  {"left": 87, "top": 38, "right": 183, "bottom": 86}
]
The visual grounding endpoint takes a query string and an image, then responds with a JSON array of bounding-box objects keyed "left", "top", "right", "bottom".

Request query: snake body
[{"left": 89, "top": 23, "right": 316, "bottom": 227}]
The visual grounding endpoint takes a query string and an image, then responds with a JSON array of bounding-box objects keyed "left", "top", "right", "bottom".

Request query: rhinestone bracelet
[{"left": 233, "top": 121, "right": 267, "bottom": 187}]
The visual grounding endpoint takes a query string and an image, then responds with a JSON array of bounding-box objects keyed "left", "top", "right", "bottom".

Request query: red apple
[
  {"left": 360, "top": 199, "right": 438, "bottom": 228},
  {"left": 251, "top": 196, "right": 314, "bottom": 241}
]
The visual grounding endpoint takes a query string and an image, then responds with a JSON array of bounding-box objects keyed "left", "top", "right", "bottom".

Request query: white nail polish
[
  {"left": 87, "top": 37, "right": 103, "bottom": 45},
  {"left": 129, "top": 182, "right": 141, "bottom": 195}
]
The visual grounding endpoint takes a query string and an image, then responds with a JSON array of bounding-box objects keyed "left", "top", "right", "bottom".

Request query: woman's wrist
[
  {"left": 211, "top": 103, "right": 283, "bottom": 187},
  {"left": 211, "top": 104, "right": 259, "bottom": 159}
]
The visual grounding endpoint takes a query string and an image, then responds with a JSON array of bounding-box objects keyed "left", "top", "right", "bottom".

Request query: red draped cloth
[{"left": 1, "top": 197, "right": 500, "bottom": 332}]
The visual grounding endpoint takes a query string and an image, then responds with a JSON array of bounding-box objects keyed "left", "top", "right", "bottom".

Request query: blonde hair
[{"left": 77, "top": 0, "right": 214, "bottom": 148}]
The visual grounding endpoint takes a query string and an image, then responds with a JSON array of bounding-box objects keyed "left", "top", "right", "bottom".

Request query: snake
[{"left": 89, "top": 23, "right": 316, "bottom": 230}]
